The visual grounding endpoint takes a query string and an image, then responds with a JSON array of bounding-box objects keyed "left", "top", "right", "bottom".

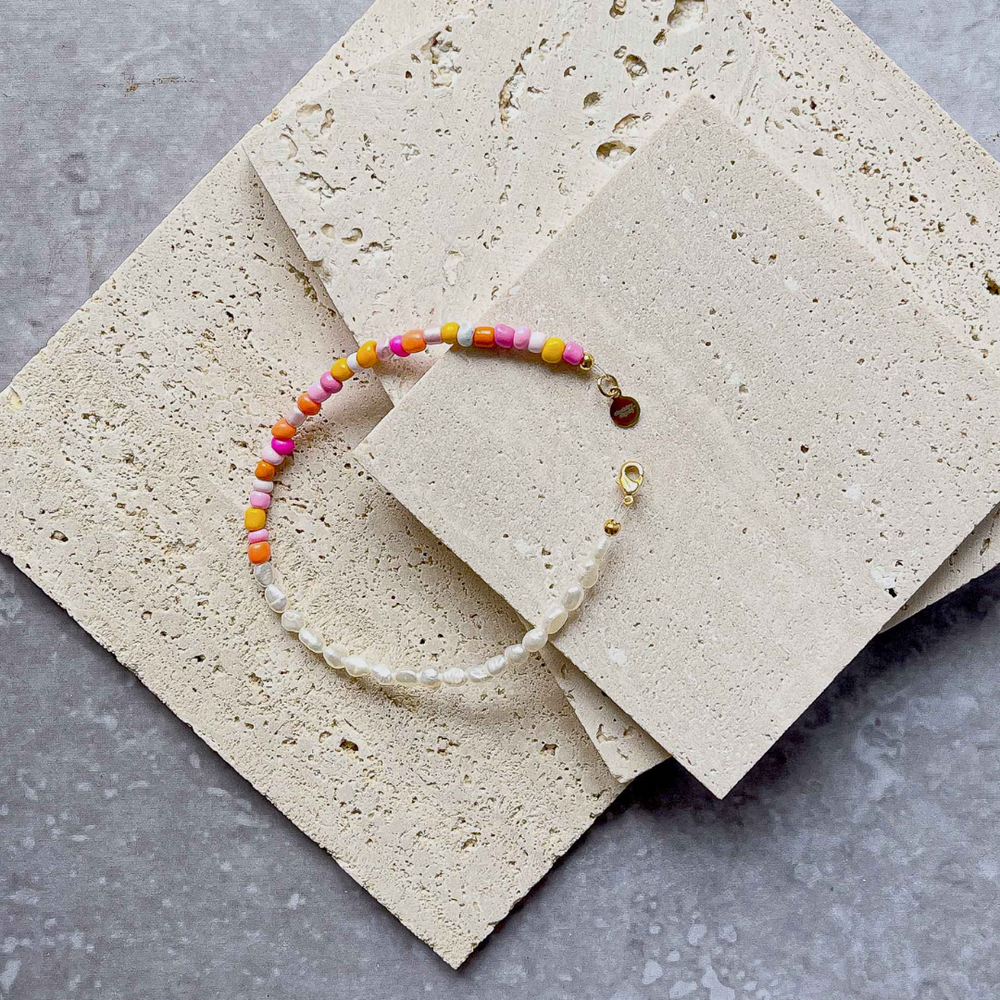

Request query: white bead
[
  {"left": 393, "top": 668, "right": 419, "bottom": 685},
  {"left": 504, "top": 643, "right": 529, "bottom": 667},
  {"left": 456, "top": 322, "right": 474, "bottom": 347},
  {"left": 370, "top": 663, "right": 393, "bottom": 684},
  {"left": 299, "top": 626, "right": 324, "bottom": 653},
  {"left": 418, "top": 667, "right": 441, "bottom": 687},
  {"left": 528, "top": 330, "right": 547, "bottom": 353},
  {"left": 344, "top": 655, "right": 371, "bottom": 677},
  {"left": 264, "top": 584, "right": 287, "bottom": 612},
  {"left": 468, "top": 663, "right": 491, "bottom": 683},
  {"left": 423, "top": 327, "right": 443, "bottom": 345},
  {"left": 523, "top": 627, "right": 548, "bottom": 652},
  {"left": 253, "top": 562, "right": 273, "bottom": 588},
  {"left": 286, "top": 409, "right": 306, "bottom": 428},
  {"left": 252, "top": 477, "right": 274, "bottom": 494},
  {"left": 281, "top": 609, "right": 304, "bottom": 633},
  {"left": 486, "top": 655, "right": 507, "bottom": 677},
  {"left": 346, "top": 352, "right": 362, "bottom": 373},
  {"left": 579, "top": 558, "right": 600, "bottom": 589},
  {"left": 323, "top": 643, "right": 349, "bottom": 669},
  {"left": 441, "top": 667, "right": 467, "bottom": 687},
  {"left": 594, "top": 534, "right": 615, "bottom": 562},
  {"left": 562, "top": 584, "right": 585, "bottom": 612},
  {"left": 261, "top": 445, "right": 284, "bottom": 466},
  {"left": 376, "top": 339, "right": 394, "bottom": 361},
  {"left": 542, "top": 604, "right": 569, "bottom": 635}
]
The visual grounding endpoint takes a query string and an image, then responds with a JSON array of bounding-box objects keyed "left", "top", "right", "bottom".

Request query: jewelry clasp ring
[{"left": 617, "top": 461, "right": 644, "bottom": 506}]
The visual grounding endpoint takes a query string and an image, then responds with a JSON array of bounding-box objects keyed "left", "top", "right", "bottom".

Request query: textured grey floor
[{"left": 2, "top": 2, "right": 1000, "bottom": 997}]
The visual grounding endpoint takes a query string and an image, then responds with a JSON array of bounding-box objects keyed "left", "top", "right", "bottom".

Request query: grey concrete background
[{"left": 2, "top": 1, "right": 1000, "bottom": 996}]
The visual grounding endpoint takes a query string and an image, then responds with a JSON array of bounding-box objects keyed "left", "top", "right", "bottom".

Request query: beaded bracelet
[{"left": 246, "top": 321, "right": 643, "bottom": 690}]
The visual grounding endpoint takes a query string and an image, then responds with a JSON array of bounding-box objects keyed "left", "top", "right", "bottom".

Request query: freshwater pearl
[
  {"left": 299, "top": 626, "right": 324, "bottom": 653},
  {"left": 579, "top": 558, "right": 600, "bottom": 589},
  {"left": 522, "top": 627, "right": 548, "bottom": 652},
  {"left": 394, "top": 668, "right": 419, "bottom": 685},
  {"left": 371, "top": 663, "right": 393, "bottom": 684},
  {"left": 468, "top": 663, "right": 491, "bottom": 683},
  {"left": 252, "top": 562, "right": 274, "bottom": 588},
  {"left": 441, "top": 667, "right": 467, "bottom": 687},
  {"left": 281, "top": 609, "right": 304, "bottom": 633},
  {"left": 323, "top": 643, "right": 349, "bottom": 669},
  {"left": 504, "top": 644, "right": 528, "bottom": 667},
  {"left": 543, "top": 604, "right": 568, "bottom": 634},
  {"left": 486, "top": 655, "right": 507, "bottom": 677},
  {"left": 344, "top": 655, "right": 371, "bottom": 677},
  {"left": 252, "top": 477, "right": 274, "bottom": 493},
  {"left": 418, "top": 667, "right": 441, "bottom": 688},
  {"left": 594, "top": 534, "right": 615, "bottom": 562},
  {"left": 562, "top": 584, "right": 585, "bottom": 612},
  {"left": 264, "top": 584, "right": 287, "bottom": 612}
]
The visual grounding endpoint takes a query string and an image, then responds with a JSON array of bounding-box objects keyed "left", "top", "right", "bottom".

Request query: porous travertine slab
[
  {"left": 0, "top": 0, "right": 638, "bottom": 965},
  {"left": 357, "top": 95, "right": 1000, "bottom": 795},
  {"left": 244, "top": 0, "right": 1000, "bottom": 782}
]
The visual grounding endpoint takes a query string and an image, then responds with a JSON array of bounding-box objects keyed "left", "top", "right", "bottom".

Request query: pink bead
[
  {"left": 562, "top": 341, "right": 585, "bottom": 366},
  {"left": 494, "top": 323, "right": 515, "bottom": 348},
  {"left": 307, "top": 381, "right": 332, "bottom": 403},
  {"left": 271, "top": 437, "right": 295, "bottom": 456},
  {"left": 320, "top": 372, "right": 342, "bottom": 393},
  {"left": 513, "top": 326, "right": 531, "bottom": 350},
  {"left": 390, "top": 335, "right": 409, "bottom": 358},
  {"left": 250, "top": 491, "right": 272, "bottom": 509},
  {"left": 247, "top": 529, "right": 269, "bottom": 543}
]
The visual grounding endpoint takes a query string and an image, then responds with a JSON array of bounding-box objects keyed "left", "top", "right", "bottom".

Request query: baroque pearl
[
  {"left": 253, "top": 562, "right": 273, "bottom": 588},
  {"left": 323, "top": 643, "right": 348, "bottom": 669},
  {"left": 264, "top": 584, "right": 287, "bottom": 612},
  {"left": 344, "top": 655, "right": 371, "bottom": 677},
  {"left": 594, "top": 534, "right": 615, "bottom": 562},
  {"left": 299, "top": 627, "right": 324, "bottom": 653},
  {"left": 468, "top": 663, "right": 491, "bottom": 683},
  {"left": 280, "top": 609, "right": 304, "bottom": 633},
  {"left": 418, "top": 667, "right": 441, "bottom": 687},
  {"left": 394, "top": 668, "right": 419, "bottom": 685},
  {"left": 562, "top": 584, "right": 585, "bottom": 612},
  {"left": 486, "top": 655, "right": 507, "bottom": 677},
  {"left": 543, "top": 604, "right": 568, "bottom": 635},
  {"left": 579, "top": 558, "right": 599, "bottom": 589},
  {"left": 441, "top": 667, "right": 467, "bottom": 687},
  {"left": 370, "top": 663, "right": 393, "bottom": 684},
  {"left": 523, "top": 627, "right": 548, "bottom": 652},
  {"left": 504, "top": 644, "right": 528, "bottom": 667}
]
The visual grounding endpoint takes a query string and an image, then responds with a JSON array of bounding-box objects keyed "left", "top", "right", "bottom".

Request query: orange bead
[
  {"left": 330, "top": 358, "right": 354, "bottom": 382},
  {"left": 297, "top": 393, "right": 321, "bottom": 416},
  {"left": 440, "top": 322, "right": 460, "bottom": 344},
  {"left": 255, "top": 460, "right": 277, "bottom": 481},
  {"left": 245, "top": 507, "right": 266, "bottom": 531},
  {"left": 357, "top": 340, "right": 379, "bottom": 368},
  {"left": 401, "top": 329, "right": 427, "bottom": 354},
  {"left": 473, "top": 326, "right": 495, "bottom": 348},
  {"left": 271, "top": 418, "right": 297, "bottom": 440},
  {"left": 248, "top": 541, "right": 271, "bottom": 564}
]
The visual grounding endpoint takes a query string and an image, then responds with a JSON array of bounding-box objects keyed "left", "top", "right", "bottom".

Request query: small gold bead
[
  {"left": 604, "top": 519, "right": 621, "bottom": 536},
  {"left": 580, "top": 352, "right": 595, "bottom": 372}
]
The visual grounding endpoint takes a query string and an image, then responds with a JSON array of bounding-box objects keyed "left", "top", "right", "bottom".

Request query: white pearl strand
[{"left": 250, "top": 530, "right": 615, "bottom": 689}]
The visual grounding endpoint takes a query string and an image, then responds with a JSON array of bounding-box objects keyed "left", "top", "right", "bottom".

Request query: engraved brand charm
[{"left": 610, "top": 395, "right": 641, "bottom": 428}]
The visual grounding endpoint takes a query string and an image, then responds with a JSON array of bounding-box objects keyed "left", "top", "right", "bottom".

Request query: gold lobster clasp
[{"left": 617, "top": 461, "right": 644, "bottom": 506}]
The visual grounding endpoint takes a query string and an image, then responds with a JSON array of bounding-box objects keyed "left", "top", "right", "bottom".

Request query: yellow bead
[
  {"left": 330, "top": 357, "right": 354, "bottom": 382},
  {"left": 440, "top": 322, "right": 460, "bottom": 344},
  {"left": 356, "top": 340, "right": 378, "bottom": 368},
  {"left": 245, "top": 507, "right": 266, "bottom": 531},
  {"left": 541, "top": 337, "right": 566, "bottom": 364}
]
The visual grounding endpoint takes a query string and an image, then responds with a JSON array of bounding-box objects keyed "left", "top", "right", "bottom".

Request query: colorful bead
[
  {"left": 424, "top": 327, "right": 444, "bottom": 345},
  {"left": 245, "top": 507, "right": 266, "bottom": 531},
  {"left": 248, "top": 541, "right": 271, "bottom": 564},
  {"left": 389, "top": 336, "right": 409, "bottom": 358},
  {"left": 256, "top": 460, "right": 277, "bottom": 481},
  {"left": 247, "top": 528, "right": 269, "bottom": 543},
  {"left": 440, "top": 322, "right": 460, "bottom": 344},
  {"left": 541, "top": 337, "right": 566, "bottom": 364},
  {"left": 297, "top": 393, "right": 321, "bottom": 415},
  {"left": 473, "top": 326, "right": 495, "bottom": 348},
  {"left": 271, "top": 437, "right": 295, "bottom": 456},
  {"left": 528, "top": 330, "right": 547, "bottom": 353},
  {"left": 356, "top": 340, "right": 379, "bottom": 368},
  {"left": 250, "top": 490, "right": 272, "bottom": 509},
  {"left": 457, "top": 323, "right": 475, "bottom": 347},
  {"left": 286, "top": 409, "right": 306, "bottom": 428},
  {"left": 307, "top": 381, "right": 331, "bottom": 403},
  {"left": 330, "top": 358, "right": 354, "bottom": 381},
  {"left": 494, "top": 323, "right": 515, "bottom": 348},
  {"left": 513, "top": 326, "right": 532, "bottom": 350},
  {"left": 346, "top": 352, "right": 363, "bottom": 374},
  {"left": 562, "top": 341, "right": 585, "bottom": 366},
  {"left": 260, "top": 444, "right": 284, "bottom": 466},
  {"left": 401, "top": 329, "right": 427, "bottom": 354},
  {"left": 320, "top": 371, "right": 341, "bottom": 393},
  {"left": 252, "top": 477, "right": 273, "bottom": 493},
  {"left": 271, "top": 418, "right": 296, "bottom": 440}
]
